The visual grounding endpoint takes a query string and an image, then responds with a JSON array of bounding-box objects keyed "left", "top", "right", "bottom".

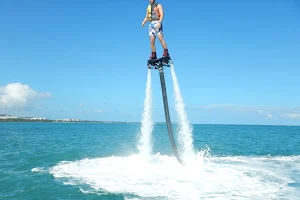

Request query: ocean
[{"left": 1, "top": 122, "right": 300, "bottom": 200}]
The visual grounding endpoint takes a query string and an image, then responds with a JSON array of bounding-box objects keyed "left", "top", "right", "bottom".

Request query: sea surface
[{"left": 1, "top": 122, "right": 300, "bottom": 199}]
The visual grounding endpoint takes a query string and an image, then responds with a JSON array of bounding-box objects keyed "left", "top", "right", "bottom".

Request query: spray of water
[
  {"left": 47, "top": 154, "right": 300, "bottom": 199},
  {"left": 170, "top": 63, "right": 195, "bottom": 162},
  {"left": 137, "top": 69, "right": 154, "bottom": 157}
]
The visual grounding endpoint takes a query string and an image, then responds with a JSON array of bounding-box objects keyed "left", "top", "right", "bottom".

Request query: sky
[{"left": 1, "top": 0, "right": 300, "bottom": 125}]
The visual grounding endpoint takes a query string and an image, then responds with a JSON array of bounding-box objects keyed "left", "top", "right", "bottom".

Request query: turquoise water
[{"left": 1, "top": 122, "right": 300, "bottom": 199}]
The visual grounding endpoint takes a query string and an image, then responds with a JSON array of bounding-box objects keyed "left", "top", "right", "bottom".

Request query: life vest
[{"left": 147, "top": 2, "right": 160, "bottom": 22}]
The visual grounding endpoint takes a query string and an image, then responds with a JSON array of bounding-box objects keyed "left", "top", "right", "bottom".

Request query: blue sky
[{"left": 1, "top": 0, "right": 300, "bottom": 125}]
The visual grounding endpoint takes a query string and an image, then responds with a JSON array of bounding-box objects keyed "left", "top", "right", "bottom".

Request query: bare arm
[
  {"left": 142, "top": 9, "right": 148, "bottom": 26},
  {"left": 157, "top": 4, "right": 164, "bottom": 23}
]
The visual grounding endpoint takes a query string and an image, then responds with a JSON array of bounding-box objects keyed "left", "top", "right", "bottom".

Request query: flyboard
[{"left": 147, "top": 56, "right": 183, "bottom": 165}]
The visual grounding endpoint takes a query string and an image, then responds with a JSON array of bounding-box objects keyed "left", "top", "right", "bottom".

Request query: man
[{"left": 142, "top": 0, "right": 170, "bottom": 61}]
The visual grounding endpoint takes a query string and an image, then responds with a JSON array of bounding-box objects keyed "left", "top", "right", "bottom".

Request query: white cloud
[
  {"left": 267, "top": 114, "right": 274, "bottom": 119},
  {"left": 95, "top": 109, "right": 103, "bottom": 113},
  {"left": 192, "top": 104, "right": 300, "bottom": 120},
  {"left": 0, "top": 83, "right": 51, "bottom": 109},
  {"left": 285, "top": 113, "right": 300, "bottom": 119},
  {"left": 199, "top": 104, "right": 235, "bottom": 109},
  {"left": 253, "top": 109, "right": 276, "bottom": 119}
]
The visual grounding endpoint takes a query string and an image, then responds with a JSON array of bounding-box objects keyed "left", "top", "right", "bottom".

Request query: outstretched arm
[
  {"left": 142, "top": 9, "right": 148, "bottom": 26},
  {"left": 157, "top": 4, "right": 164, "bottom": 23}
]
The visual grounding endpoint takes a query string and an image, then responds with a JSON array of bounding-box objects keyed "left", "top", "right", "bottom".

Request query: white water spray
[
  {"left": 170, "top": 64, "right": 195, "bottom": 162},
  {"left": 47, "top": 155, "right": 300, "bottom": 199},
  {"left": 137, "top": 69, "right": 154, "bottom": 157}
]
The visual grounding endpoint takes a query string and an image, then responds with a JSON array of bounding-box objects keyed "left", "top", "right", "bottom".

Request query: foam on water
[
  {"left": 47, "top": 153, "right": 300, "bottom": 199},
  {"left": 137, "top": 69, "right": 154, "bottom": 158}
]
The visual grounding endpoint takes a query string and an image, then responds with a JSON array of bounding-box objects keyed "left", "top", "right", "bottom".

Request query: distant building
[
  {"left": 0, "top": 114, "right": 82, "bottom": 122},
  {"left": 0, "top": 114, "right": 18, "bottom": 119},
  {"left": 56, "top": 119, "right": 80, "bottom": 122}
]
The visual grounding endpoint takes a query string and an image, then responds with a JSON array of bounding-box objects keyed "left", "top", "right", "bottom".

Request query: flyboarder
[
  {"left": 142, "top": 0, "right": 170, "bottom": 62},
  {"left": 141, "top": 2, "right": 183, "bottom": 165}
]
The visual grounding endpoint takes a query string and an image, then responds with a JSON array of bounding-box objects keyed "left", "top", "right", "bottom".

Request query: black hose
[{"left": 158, "top": 67, "right": 183, "bottom": 164}]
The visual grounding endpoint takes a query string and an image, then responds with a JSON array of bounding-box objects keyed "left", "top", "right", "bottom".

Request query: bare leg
[
  {"left": 158, "top": 34, "right": 168, "bottom": 50},
  {"left": 150, "top": 35, "right": 156, "bottom": 52}
]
